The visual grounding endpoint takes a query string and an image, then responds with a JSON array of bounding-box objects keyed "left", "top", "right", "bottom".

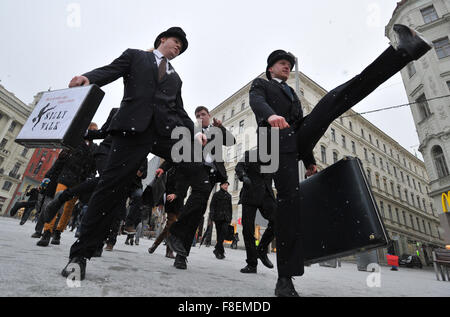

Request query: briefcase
[
  {"left": 15, "top": 85, "right": 104, "bottom": 150},
  {"left": 299, "top": 156, "right": 389, "bottom": 265}
]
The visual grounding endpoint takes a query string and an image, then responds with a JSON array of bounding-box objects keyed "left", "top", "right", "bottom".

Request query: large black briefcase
[
  {"left": 15, "top": 85, "right": 104, "bottom": 150},
  {"left": 299, "top": 156, "right": 389, "bottom": 265}
]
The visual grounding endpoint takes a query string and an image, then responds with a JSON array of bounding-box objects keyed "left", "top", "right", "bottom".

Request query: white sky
[{"left": 0, "top": 0, "right": 422, "bottom": 158}]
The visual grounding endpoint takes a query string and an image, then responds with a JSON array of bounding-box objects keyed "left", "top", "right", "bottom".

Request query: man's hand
[
  {"left": 212, "top": 118, "right": 223, "bottom": 127},
  {"left": 136, "top": 170, "right": 143, "bottom": 178},
  {"left": 267, "top": 115, "right": 290, "bottom": 129},
  {"left": 196, "top": 133, "right": 207, "bottom": 146},
  {"left": 69, "top": 76, "right": 90, "bottom": 88},
  {"left": 167, "top": 194, "right": 177, "bottom": 202},
  {"left": 155, "top": 168, "right": 164, "bottom": 178},
  {"left": 305, "top": 164, "right": 318, "bottom": 177}
]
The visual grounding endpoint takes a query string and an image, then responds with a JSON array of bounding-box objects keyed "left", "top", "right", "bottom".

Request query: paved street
[{"left": 0, "top": 216, "right": 448, "bottom": 297}]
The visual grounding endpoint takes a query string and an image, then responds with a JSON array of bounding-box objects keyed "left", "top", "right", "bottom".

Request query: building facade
[
  {"left": 0, "top": 85, "right": 35, "bottom": 215},
  {"left": 386, "top": 0, "right": 450, "bottom": 244},
  {"left": 208, "top": 70, "right": 444, "bottom": 265}
]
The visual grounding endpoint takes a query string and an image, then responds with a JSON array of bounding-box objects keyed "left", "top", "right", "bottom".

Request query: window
[
  {"left": 411, "top": 193, "right": 415, "bottom": 206},
  {"left": 432, "top": 145, "right": 450, "bottom": 178},
  {"left": 11, "top": 163, "right": 21, "bottom": 176},
  {"left": 400, "top": 171, "right": 404, "bottom": 183},
  {"left": 416, "top": 217, "right": 421, "bottom": 232},
  {"left": 383, "top": 178, "right": 388, "bottom": 192},
  {"left": 241, "top": 101, "right": 245, "bottom": 111},
  {"left": 351, "top": 141, "right": 356, "bottom": 154},
  {"left": 393, "top": 166, "right": 398, "bottom": 177},
  {"left": 367, "top": 169, "right": 372, "bottom": 185},
  {"left": 231, "top": 108, "right": 235, "bottom": 117},
  {"left": 348, "top": 121, "right": 353, "bottom": 131},
  {"left": 383, "top": 144, "right": 386, "bottom": 153},
  {"left": 331, "top": 128, "right": 336, "bottom": 142},
  {"left": 320, "top": 146, "right": 327, "bottom": 164},
  {"left": 361, "top": 129, "right": 365, "bottom": 139},
  {"left": 417, "top": 196, "right": 421, "bottom": 209},
  {"left": 395, "top": 208, "right": 400, "bottom": 224},
  {"left": 387, "top": 162, "right": 391, "bottom": 175},
  {"left": 20, "top": 148, "right": 28, "bottom": 157},
  {"left": 410, "top": 215, "right": 414, "bottom": 229},
  {"left": 375, "top": 174, "right": 380, "bottom": 189},
  {"left": 8, "top": 121, "right": 17, "bottom": 132},
  {"left": 418, "top": 182, "right": 422, "bottom": 193},
  {"left": 333, "top": 151, "right": 338, "bottom": 164},
  {"left": 222, "top": 114, "right": 226, "bottom": 122},
  {"left": 402, "top": 211, "right": 407, "bottom": 225},
  {"left": 390, "top": 182, "right": 395, "bottom": 196},
  {"left": 433, "top": 37, "right": 450, "bottom": 59},
  {"left": 388, "top": 205, "right": 393, "bottom": 221},
  {"left": 372, "top": 153, "right": 376, "bottom": 165},
  {"left": 390, "top": 148, "right": 393, "bottom": 157},
  {"left": 239, "top": 120, "right": 245, "bottom": 133},
  {"left": 447, "top": 81, "right": 450, "bottom": 92},
  {"left": 0, "top": 138, "right": 7, "bottom": 149},
  {"left": 423, "top": 199, "right": 427, "bottom": 212},
  {"left": 369, "top": 134, "right": 373, "bottom": 144},
  {"left": 376, "top": 139, "right": 380, "bottom": 148},
  {"left": 404, "top": 190, "right": 409, "bottom": 203},
  {"left": 379, "top": 158, "right": 384, "bottom": 170},
  {"left": 407, "top": 175, "right": 411, "bottom": 187},
  {"left": 397, "top": 186, "right": 402, "bottom": 199},
  {"left": 379, "top": 201, "right": 385, "bottom": 217},
  {"left": 341, "top": 135, "right": 346, "bottom": 148},
  {"left": 2, "top": 181, "right": 12, "bottom": 192},
  {"left": 421, "top": 5, "right": 439, "bottom": 24},
  {"left": 364, "top": 148, "right": 369, "bottom": 161},
  {"left": 413, "top": 179, "right": 416, "bottom": 190}
]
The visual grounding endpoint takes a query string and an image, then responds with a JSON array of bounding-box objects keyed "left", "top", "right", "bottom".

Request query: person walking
[
  {"left": 235, "top": 149, "right": 275, "bottom": 274},
  {"left": 248, "top": 24, "right": 432, "bottom": 296},
  {"left": 61, "top": 27, "right": 198, "bottom": 281},
  {"left": 209, "top": 181, "right": 233, "bottom": 260}
]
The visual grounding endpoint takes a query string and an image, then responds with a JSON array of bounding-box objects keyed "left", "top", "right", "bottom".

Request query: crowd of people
[{"left": 7, "top": 23, "right": 432, "bottom": 296}]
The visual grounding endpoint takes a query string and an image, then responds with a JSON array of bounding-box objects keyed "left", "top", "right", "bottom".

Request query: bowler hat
[
  {"left": 266, "top": 50, "right": 296, "bottom": 80},
  {"left": 220, "top": 181, "right": 230, "bottom": 186},
  {"left": 154, "top": 27, "right": 188, "bottom": 55}
]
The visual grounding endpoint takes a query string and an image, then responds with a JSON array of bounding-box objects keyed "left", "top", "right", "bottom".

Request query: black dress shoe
[
  {"left": 274, "top": 277, "right": 300, "bottom": 297},
  {"left": 31, "top": 231, "right": 42, "bottom": 238},
  {"left": 393, "top": 24, "right": 432, "bottom": 61},
  {"left": 213, "top": 249, "right": 225, "bottom": 260},
  {"left": 61, "top": 257, "right": 86, "bottom": 280},
  {"left": 174, "top": 254, "right": 187, "bottom": 270},
  {"left": 50, "top": 230, "right": 61, "bottom": 245},
  {"left": 257, "top": 248, "right": 274, "bottom": 269},
  {"left": 36, "top": 230, "right": 52, "bottom": 247},
  {"left": 240, "top": 265, "right": 257, "bottom": 274},
  {"left": 166, "top": 235, "right": 188, "bottom": 257}
]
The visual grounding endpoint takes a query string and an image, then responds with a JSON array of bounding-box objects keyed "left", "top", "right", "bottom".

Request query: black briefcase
[
  {"left": 15, "top": 85, "right": 104, "bottom": 150},
  {"left": 300, "top": 156, "right": 389, "bottom": 265}
]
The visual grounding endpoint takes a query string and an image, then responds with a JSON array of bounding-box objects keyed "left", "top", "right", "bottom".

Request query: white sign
[{"left": 17, "top": 86, "right": 93, "bottom": 141}]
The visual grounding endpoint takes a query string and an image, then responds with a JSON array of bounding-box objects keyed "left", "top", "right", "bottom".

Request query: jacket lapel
[
  {"left": 145, "top": 52, "right": 159, "bottom": 83},
  {"left": 270, "top": 80, "right": 293, "bottom": 102}
]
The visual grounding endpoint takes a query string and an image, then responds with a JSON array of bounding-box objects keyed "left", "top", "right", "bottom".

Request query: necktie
[
  {"left": 281, "top": 82, "right": 294, "bottom": 101},
  {"left": 158, "top": 57, "right": 167, "bottom": 81}
]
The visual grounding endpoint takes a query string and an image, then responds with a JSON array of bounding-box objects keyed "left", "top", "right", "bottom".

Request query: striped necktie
[{"left": 158, "top": 57, "right": 167, "bottom": 81}]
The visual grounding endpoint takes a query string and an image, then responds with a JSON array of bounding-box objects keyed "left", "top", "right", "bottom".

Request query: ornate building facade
[{"left": 386, "top": 0, "right": 450, "bottom": 244}]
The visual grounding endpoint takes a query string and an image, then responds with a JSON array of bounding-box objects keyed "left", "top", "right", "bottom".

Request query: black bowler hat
[
  {"left": 265, "top": 50, "right": 296, "bottom": 80},
  {"left": 220, "top": 181, "right": 230, "bottom": 186},
  {"left": 154, "top": 27, "right": 188, "bottom": 54}
]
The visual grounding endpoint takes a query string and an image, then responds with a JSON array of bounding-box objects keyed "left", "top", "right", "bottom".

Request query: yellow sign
[{"left": 442, "top": 191, "right": 450, "bottom": 213}]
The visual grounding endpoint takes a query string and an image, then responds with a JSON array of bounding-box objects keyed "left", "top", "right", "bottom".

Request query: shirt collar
[
  {"left": 153, "top": 49, "right": 164, "bottom": 60},
  {"left": 272, "top": 77, "right": 283, "bottom": 84}
]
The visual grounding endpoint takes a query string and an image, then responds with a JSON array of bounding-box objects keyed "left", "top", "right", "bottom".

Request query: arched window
[{"left": 432, "top": 146, "right": 449, "bottom": 178}]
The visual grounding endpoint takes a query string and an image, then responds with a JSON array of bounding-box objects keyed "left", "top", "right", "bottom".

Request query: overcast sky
[{"left": 0, "top": 0, "right": 423, "bottom": 159}]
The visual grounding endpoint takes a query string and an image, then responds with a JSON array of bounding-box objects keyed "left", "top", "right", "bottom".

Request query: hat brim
[{"left": 154, "top": 31, "right": 188, "bottom": 55}]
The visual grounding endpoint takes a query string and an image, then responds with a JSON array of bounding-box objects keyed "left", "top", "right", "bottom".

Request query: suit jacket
[
  {"left": 249, "top": 77, "right": 316, "bottom": 167},
  {"left": 82, "top": 49, "right": 194, "bottom": 137},
  {"left": 209, "top": 189, "right": 232, "bottom": 223},
  {"left": 235, "top": 150, "right": 275, "bottom": 206}
]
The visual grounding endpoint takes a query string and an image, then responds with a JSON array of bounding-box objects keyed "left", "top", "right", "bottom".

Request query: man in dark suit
[
  {"left": 209, "top": 181, "right": 233, "bottom": 260},
  {"left": 165, "top": 106, "right": 235, "bottom": 269},
  {"left": 61, "top": 27, "right": 199, "bottom": 280},
  {"left": 249, "top": 24, "right": 432, "bottom": 296},
  {"left": 235, "top": 149, "right": 275, "bottom": 274}
]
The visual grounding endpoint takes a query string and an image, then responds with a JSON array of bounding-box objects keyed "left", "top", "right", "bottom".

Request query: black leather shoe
[
  {"left": 174, "top": 254, "right": 187, "bottom": 270},
  {"left": 393, "top": 24, "right": 432, "bottom": 61},
  {"left": 166, "top": 235, "right": 187, "bottom": 257},
  {"left": 275, "top": 277, "right": 300, "bottom": 297},
  {"left": 257, "top": 248, "right": 274, "bottom": 269},
  {"left": 36, "top": 230, "right": 52, "bottom": 247},
  {"left": 61, "top": 257, "right": 86, "bottom": 280},
  {"left": 240, "top": 265, "right": 257, "bottom": 274},
  {"left": 31, "top": 231, "right": 42, "bottom": 238},
  {"left": 213, "top": 249, "right": 225, "bottom": 260},
  {"left": 50, "top": 230, "right": 61, "bottom": 245}
]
